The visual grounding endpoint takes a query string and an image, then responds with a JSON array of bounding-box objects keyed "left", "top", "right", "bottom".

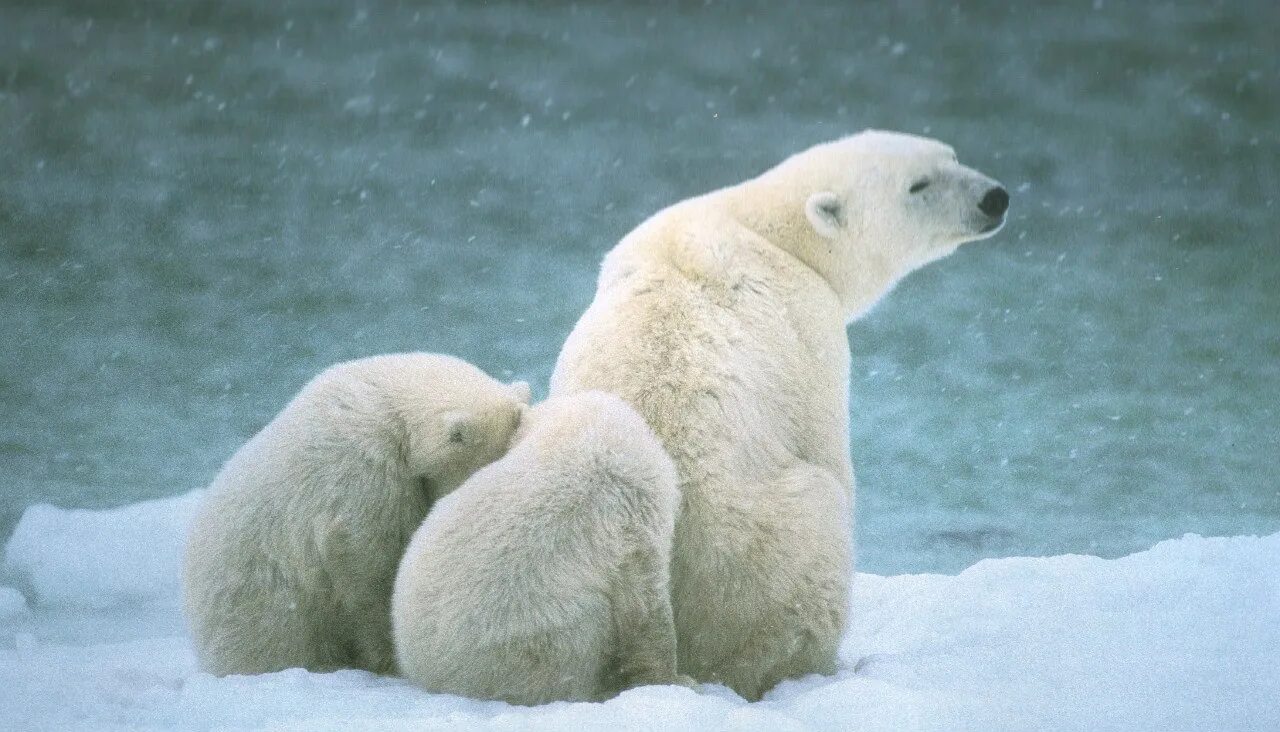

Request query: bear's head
[
  {"left": 300, "top": 354, "right": 529, "bottom": 502},
  {"left": 734, "top": 130, "right": 1008, "bottom": 321},
  {"left": 398, "top": 367, "right": 530, "bottom": 499}
]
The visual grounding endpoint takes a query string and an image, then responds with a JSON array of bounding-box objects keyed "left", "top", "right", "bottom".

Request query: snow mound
[
  {"left": 1, "top": 494, "right": 1277, "bottom": 731},
  {"left": 0, "top": 587, "right": 27, "bottom": 620},
  {"left": 835, "top": 533, "right": 1280, "bottom": 730},
  {"left": 2, "top": 491, "right": 203, "bottom": 610}
]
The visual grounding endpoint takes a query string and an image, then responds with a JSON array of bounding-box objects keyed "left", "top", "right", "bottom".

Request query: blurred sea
[{"left": 1, "top": 0, "right": 1277, "bottom": 574}]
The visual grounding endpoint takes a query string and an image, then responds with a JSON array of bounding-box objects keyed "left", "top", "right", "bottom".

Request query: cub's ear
[
  {"left": 441, "top": 411, "right": 474, "bottom": 445},
  {"left": 509, "top": 380, "right": 532, "bottom": 404},
  {"left": 805, "top": 191, "right": 844, "bottom": 239}
]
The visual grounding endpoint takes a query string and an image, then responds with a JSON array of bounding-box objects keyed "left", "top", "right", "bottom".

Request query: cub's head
[
  {"left": 395, "top": 360, "right": 530, "bottom": 499},
  {"left": 748, "top": 130, "right": 1008, "bottom": 320},
  {"left": 348, "top": 353, "right": 532, "bottom": 496},
  {"left": 305, "top": 353, "right": 529, "bottom": 502}
]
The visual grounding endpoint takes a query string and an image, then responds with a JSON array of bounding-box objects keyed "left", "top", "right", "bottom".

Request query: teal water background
[{"left": 2, "top": 0, "right": 1277, "bottom": 574}]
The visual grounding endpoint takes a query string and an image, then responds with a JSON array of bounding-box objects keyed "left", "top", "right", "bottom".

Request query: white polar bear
[
  {"left": 391, "top": 391, "right": 688, "bottom": 705},
  {"left": 551, "top": 130, "right": 1008, "bottom": 699},
  {"left": 183, "top": 353, "right": 529, "bottom": 676}
]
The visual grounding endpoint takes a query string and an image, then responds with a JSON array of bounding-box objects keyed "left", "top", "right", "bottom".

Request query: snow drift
[
  {"left": 2, "top": 491, "right": 203, "bottom": 610},
  {"left": 2, "top": 493, "right": 1277, "bottom": 731}
]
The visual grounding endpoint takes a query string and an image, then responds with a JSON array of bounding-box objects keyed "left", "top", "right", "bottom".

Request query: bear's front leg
[
  {"left": 322, "top": 519, "right": 399, "bottom": 674},
  {"left": 347, "top": 599, "right": 398, "bottom": 674},
  {"left": 606, "top": 545, "right": 685, "bottom": 693},
  {"left": 697, "top": 463, "right": 851, "bottom": 700}
]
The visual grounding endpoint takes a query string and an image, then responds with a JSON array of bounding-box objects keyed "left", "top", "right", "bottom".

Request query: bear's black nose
[{"left": 979, "top": 186, "right": 1009, "bottom": 218}]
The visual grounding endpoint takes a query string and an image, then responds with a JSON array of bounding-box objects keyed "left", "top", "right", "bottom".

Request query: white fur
[
  {"left": 392, "top": 391, "right": 687, "bottom": 705},
  {"left": 183, "top": 353, "right": 529, "bottom": 676},
  {"left": 551, "top": 130, "right": 1006, "bottom": 698}
]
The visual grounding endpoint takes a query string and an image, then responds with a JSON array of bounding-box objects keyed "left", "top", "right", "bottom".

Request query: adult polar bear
[{"left": 551, "top": 130, "right": 1008, "bottom": 699}]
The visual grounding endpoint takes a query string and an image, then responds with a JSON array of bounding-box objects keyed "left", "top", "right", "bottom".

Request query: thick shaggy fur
[
  {"left": 183, "top": 353, "right": 528, "bottom": 676},
  {"left": 552, "top": 131, "right": 1007, "bottom": 698},
  {"left": 392, "top": 391, "right": 686, "bottom": 705}
]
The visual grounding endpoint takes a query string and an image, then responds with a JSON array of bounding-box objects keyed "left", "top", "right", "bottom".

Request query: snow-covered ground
[{"left": 2, "top": 494, "right": 1276, "bottom": 731}]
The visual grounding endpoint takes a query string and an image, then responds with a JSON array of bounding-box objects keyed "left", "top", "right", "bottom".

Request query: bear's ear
[
  {"left": 805, "top": 191, "right": 844, "bottom": 239},
  {"left": 441, "top": 411, "right": 473, "bottom": 445},
  {"left": 509, "top": 380, "right": 532, "bottom": 404}
]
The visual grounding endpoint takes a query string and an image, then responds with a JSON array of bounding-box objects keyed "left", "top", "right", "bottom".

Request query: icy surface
[
  {"left": 1, "top": 497, "right": 1277, "bottom": 731},
  {"left": 2, "top": 491, "right": 203, "bottom": 610},
  {"left": 2, "top": 1, "right": 1279, "bottom": 575},
  {"left": 0, "top": 587, "right": 27, "bottom": 621}
]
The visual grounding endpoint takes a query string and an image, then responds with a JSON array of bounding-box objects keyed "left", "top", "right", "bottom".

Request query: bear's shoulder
[{"left": 599, "top": 196, "right": 798, "bottom": 297}]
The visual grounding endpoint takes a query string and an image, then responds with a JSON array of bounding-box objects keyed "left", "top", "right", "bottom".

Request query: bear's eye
[{"left": 908, "top": 179, "right": 930, "bottom": 194}]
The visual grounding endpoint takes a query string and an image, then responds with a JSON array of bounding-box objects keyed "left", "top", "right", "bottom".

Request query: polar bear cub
[
  {"left": 183, "top": 353, "right": 529, "bottom": 676},
  {"left": 392, "top": 391, "right": 686, "bottom": 705}
]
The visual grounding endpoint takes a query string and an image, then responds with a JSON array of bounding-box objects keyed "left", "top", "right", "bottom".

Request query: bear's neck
[{"left": 721, "top": 178, "right": 898, "bottom": 323}]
